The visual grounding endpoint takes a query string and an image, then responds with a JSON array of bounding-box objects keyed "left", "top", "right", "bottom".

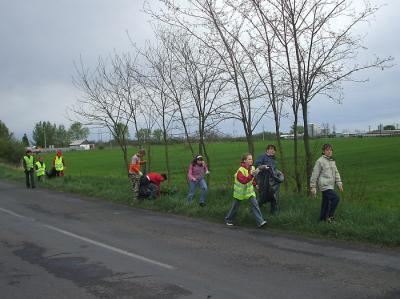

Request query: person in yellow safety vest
[
  {"left": 52, "top": 150, "right": 65, "bottom": 177},
  {"left": 224, "top": 153, "right": 267, "bottom": 228},
  {"left": 35, "top": 156, "right": 46, "bottom": 182},
  {"left": 23, "top": 149, "right": 36, "bottom": 189}
]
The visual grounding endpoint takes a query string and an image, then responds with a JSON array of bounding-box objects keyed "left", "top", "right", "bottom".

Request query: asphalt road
[{"left": 0, "top": 179, "right": 399, "bottom": 299}]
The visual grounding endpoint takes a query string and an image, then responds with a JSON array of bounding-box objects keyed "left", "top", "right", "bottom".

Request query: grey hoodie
[{"left": 310, "top": 155, "right": 342, "bottom": 191}]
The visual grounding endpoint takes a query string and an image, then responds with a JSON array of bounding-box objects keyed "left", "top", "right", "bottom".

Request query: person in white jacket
[{"left": 310, "top": 144, "right": 344, "bottom": 222}]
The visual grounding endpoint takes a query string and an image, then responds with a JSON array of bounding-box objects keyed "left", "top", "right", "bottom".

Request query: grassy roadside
[{"left": 1, "top": 160, "right": 399, "bottom": 247}]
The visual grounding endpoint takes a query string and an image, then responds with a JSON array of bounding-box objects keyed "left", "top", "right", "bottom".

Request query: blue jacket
[{"left": 255, "top": 153, "right": 277, "bottom": 176}]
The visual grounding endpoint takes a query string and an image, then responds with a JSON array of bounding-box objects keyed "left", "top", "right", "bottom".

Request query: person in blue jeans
[
  {"left": 310, "top": 144, "right": 344, "bottom": 222},
  {"left": 186, "top": 155, "right": 209, "bottom": 207},
  {"left": 225, "top": 153, "right": 267, "bottom": 228}
]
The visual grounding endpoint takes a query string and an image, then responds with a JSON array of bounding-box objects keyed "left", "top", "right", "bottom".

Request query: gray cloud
[{"left": 0, "top": 0, "right": 398, "bottom": 140}]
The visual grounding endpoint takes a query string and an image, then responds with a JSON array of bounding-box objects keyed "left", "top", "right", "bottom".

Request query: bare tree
[
  {"left": 146, "top": 0, "right": 270, "bottom": 156},
  {"left": 226, "top": 0, "right": 291, "bottom": 190},
  {"left": 73, "top": 56, "right": 139, "bottom": 173},
  {"left": 139, "top": 99, "right": 157, "bottom": 171},
  {"left": 158, "top": 29, "right": 229, "bottom": 171},
  {"left": 275, "top": 0, "right": 393, "bottom": 193},
  {"left": 133, "top": 41, "right": 178, "bottom": 181}
]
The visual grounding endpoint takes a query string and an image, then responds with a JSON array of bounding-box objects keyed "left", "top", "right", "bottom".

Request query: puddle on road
[{"left": 11, "top": 242, "right": 191, "bottom": 298}]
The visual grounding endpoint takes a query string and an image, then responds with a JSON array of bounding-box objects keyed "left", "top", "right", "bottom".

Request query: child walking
[
  {"left": 225, "top": 153, "right": 267, "bottom": 228},
  {"left": 310, "top": 144, "right": 344, "bottom": 222},
  {"left": 186, "top": 155, "right": 209, "bottom": 207}
]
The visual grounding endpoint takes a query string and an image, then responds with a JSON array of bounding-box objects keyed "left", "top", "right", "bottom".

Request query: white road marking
[
  {"left": 0, "top": 207, "right": 174, "bottom": 270},
  {"left": 0, "top": 207, "right": 32, "bottom": 220}
]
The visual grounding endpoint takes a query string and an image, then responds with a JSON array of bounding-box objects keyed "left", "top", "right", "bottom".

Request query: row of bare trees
[{"left": 72, "top": 0, "right": 392, "bottom": 193}]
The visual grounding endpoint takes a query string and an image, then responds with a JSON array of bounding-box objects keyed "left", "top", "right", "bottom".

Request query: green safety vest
[
  {"left": 54, "top": 156, "right": 64, "bottom": 171},
  {"left": 35, "top": 161, "right": 46, "bottom": 176},
  {"left": 23, "top": 155, "right": 34, "bottom": 171},
  {"left": 233, "top": 166, "right": 256, "bottom": 200}
]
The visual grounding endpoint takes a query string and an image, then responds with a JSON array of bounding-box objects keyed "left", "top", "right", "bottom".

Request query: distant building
[
  {"left": 308, "top": 123, "right": 321, "bottom": 137},
  {"left": 365, "top": 129, "right": 400, "bottom": 137},
  {"left": 69, "top": 139, "right": 92, "bottom": 150}
]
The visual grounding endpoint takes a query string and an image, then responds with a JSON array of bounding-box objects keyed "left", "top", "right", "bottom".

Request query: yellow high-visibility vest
[
  {"left": 35, "top": 161, "right": 46, "bottom": 176},
  {"left": 54, "top": 156, "right": 64, "bottom": 171},
  {"left": 23, "top": 155, "right": 34, "bottom": 171},
  {"left": 233, "top": 166, "right": 256, "bottom": 200}
]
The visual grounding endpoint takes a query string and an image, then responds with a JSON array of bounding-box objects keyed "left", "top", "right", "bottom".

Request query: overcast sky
[{"left": 0, "top": 0, "right": 399, "bottom": 141}]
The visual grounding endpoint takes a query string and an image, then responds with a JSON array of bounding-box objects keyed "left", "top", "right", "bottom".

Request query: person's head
[
  {"left": 192, "top": 155, "right": 204, "bottom": 166},
  {"left": 322, "top": 143, "right": 333, "bottom": 157},
  {"left": 137, "top": 149, "right": 146, "bottom": 158},
  {"left": 266, "top": 144, "right": 276, "bottom": 156},
  {"left": 161, "top": 173, "right": 167, "bottom": 180},
  {"left": 26, "top": 149, "right": 32, "bottom": 155},
  {"left": 37, "top": 155, "right": 43, "bottom": 161},
  {"left": 56, "top": 150, "right": 62, "bottom": 157},
  {"left": 241, "top": 153, "right": 253, "bottom": 166}
]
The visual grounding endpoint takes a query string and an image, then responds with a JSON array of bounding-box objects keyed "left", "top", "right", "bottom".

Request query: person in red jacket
[{"left": 146, "top": 172, "right": 167, "bottom": 197}]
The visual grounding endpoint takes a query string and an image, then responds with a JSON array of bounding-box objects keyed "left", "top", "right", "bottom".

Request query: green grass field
[{"left": 1, "top": 137, "right": 399, "bottom": 246}]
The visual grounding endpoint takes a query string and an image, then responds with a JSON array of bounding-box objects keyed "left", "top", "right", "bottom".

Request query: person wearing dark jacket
[
  {"left": 23, "top": 149, "right": 35, "bottom": 189},
  {"left": 255, "top": 144, "right": 283, "bottom": 214}
]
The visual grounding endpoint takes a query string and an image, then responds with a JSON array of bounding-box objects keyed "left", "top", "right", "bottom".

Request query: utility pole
[{"left": 43, "top": 124, "right": 47, "bottom": 149}]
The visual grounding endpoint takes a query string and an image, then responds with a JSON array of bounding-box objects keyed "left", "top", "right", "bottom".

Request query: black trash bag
[
  {"left": 139, "top": 183, "right": 158, "bottom": 199},
  {"left": 139, "top": 175, "right": 157, "bottom": 199},
  {"left": 46, "top": 167, "right": 57, "bottom": 178}
]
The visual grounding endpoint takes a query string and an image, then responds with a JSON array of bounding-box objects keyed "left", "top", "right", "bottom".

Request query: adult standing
[
  {"left": 255, "top": 144, "right": 280, "bottom": 214},
  {"left": 52, "top": 150, "right": 65, "bottom": 177},
  {"left": 23, "top": 149, "right": 35, "bottom": 189},
  {"left": 128, "top": 149, "right": 146, "bottom": 202}
]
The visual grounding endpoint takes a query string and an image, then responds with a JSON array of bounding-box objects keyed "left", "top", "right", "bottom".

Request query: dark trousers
[
  {"left": 320, "top": 189, "right": 340, "bottom": 221},
  {"left": 258, "top": 185, "right": 278, "bottom": 214},
  {"left": 259, "top": 191, "right": 278, "bottom": 213},
  {"left": 25, "top": 169, "right": 35, "bottom": 188}
]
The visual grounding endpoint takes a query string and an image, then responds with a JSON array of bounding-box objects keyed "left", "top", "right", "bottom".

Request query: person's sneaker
[
  {"left": 225, "top": 222, "right": 234, "bottom": 226},
  {"left": 199, "top": 202, "right": 206, "bottom": 207},
  {"left": 257, "top": 220, "right": 267, "bottom": 228},
  {"left": 327, "top": 217, "right": 335, "bottom": 223}
]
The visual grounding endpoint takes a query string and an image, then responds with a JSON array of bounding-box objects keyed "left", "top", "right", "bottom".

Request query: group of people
[
  {"left": 128, "top": 149, "right": 167, "bottom": 201},
  {"left": 179, "top": 145, "right": 285, "bottom": 227},
  {"left": 22, "top": 149, "right": 66, "bottom": 189},
  {"left": 128, "top": 143, "right": 343, "bottom": 227},
  {"left": 23, "top": 143, "right": 343, "bottom": 227}
]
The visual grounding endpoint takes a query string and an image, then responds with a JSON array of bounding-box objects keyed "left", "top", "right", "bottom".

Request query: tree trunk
[
  {"left": 162, "top": 129, "right": 171, "bottom": 185},
  {"left": 274, "top": 122, "right": 288, "bottom": 192},
  {"left": 293, "top": 116, "right": 302, "bottom": 193},
  {"left": 246, "top": 131, "right": 255, "bottom": 157},
  {"left": 145, "top": 143, "right": 151, "bottom": 173},
  {"left": 302, "top": 104, "right": 313, "bottom": 195}
]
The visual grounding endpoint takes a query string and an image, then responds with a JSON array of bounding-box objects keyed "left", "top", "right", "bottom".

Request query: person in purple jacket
[{"left": 186, "top": 155, "right": 210, "bottom": 207}]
